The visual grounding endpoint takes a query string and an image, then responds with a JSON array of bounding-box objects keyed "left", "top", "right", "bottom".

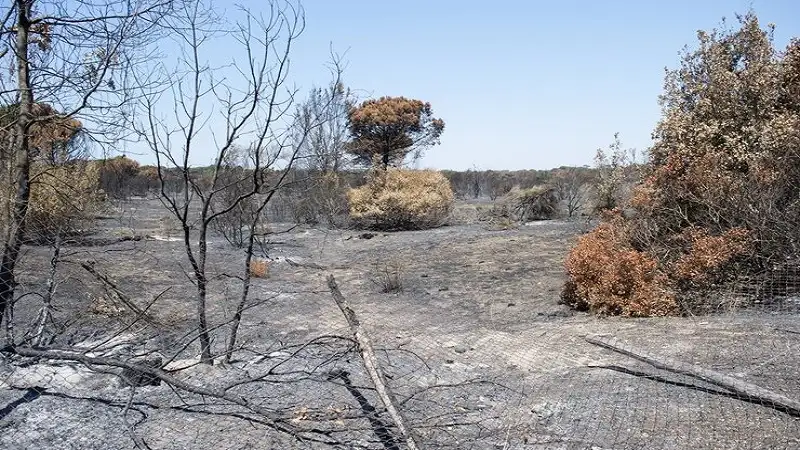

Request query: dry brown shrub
[
  {"left": 672, "top": 227, "right": 751, "bottom": 283},
  {"left": 26, "top": 161, "right": 104, "bottom": 240},
  {"left": 347, "top": 167, "right": 453, "bottom": 230},
  {"left": 249, "top": 258, "right": 269, "bottom": 278},
  {"left": 507, "top": 186, "right": 559, "bottom": 221},
  {"left": 562, "top": 216, "right": 678, "bottom": 317},
  {"left": 564, "top": 14, "right": 800, "bottom": 316}
]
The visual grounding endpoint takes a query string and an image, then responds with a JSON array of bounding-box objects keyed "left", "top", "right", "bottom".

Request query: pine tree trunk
[{"left": 0, "top": 1, "right": 34, "bottom": 333}]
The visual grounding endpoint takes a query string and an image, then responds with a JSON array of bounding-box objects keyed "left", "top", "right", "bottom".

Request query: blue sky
[{"left": 131, "top": 0, "right": 799, "bottom": 170}]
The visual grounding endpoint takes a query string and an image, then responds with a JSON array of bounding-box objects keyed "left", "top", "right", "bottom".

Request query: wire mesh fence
[{"left": 1, "top": 199, "right": 799, "bottom": 450}]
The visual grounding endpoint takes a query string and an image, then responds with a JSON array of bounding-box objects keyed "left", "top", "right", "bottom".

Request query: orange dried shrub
[
  {"left": 563, "top": 16, "right": 800, "bottom": 316},
  {"left": 249, "top": 258, "right": 269, "bottom": 279},
  {"left": 562, "top": 218, "right": 678, "bottom": 316},
  {"left": 627, "top": 183, "right": 654, "bottom": 210},
  {"left": 672, "top": 227, "right": 751, "bottom": 283}
]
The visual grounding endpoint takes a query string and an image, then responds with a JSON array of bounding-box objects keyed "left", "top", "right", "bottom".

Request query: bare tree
[
  {"left": 593, "top": 132, "right": 634, "bottom": 213},
  {"left": 208, "top": 145, "right": 257, "bottom": 248},
  {"left": 552, "top": 166, "right": 591, "bottom": 218},
  {"left": 486, "top": 170, "right": 514, "bottom": 201},
  {"left": 136, "top": 0, "right": 341, "bottom": 364},
  {"left": 0, "top": 0, "right": 172, "bottom": 336},
  {"left": 272, "top": 76, "right": 355, "bottom": 227},
  {"left": 295, "top": 78, "right": 354, "bottom": 174}
]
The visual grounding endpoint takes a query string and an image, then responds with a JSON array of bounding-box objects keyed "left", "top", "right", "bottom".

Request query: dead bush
[
  {"left": 562, "top": 216, "right": 678, "bottom": 316},
  {"left": 478, "top": 186, "right": 558, "bottom": 227},
  {"left": 640, "top": 13, "right": 800, "bottom": 267},
  {"left": 672, "top": 227, "right": 752, "bottom": 284},
  {"left": 96, "top": 155, "right": 142, "bottom": 199},
  {"left": 564, "top": 216, "right": 754, "bottom": 315},
  {"left": 26, "top": 161, "right": 104, "bottom": 241},
  {"left": 476, "top": 204, "right": 519, "bottom": 230},
  {"left": 287, "top": 172, "right": 351, "bottom": 227},
  {"left": 347, "top": 167, "right": 453, "bottom": 230},
  {"left": 505, "top": 186, "right": 559, "bottom": 221},
  {"left": 249, "top": 258, "right": 269, "bottom": 278},
  {"left": 370, "top": 258, "right": 404, "bottom": 293},
  {"left": 563, "top": 14, "right": 800, "bottom": 315}
]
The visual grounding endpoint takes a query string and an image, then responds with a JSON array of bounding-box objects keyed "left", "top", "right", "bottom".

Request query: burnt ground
[{"left": 1, "top": 198, "right": 799, "bottom": 449}]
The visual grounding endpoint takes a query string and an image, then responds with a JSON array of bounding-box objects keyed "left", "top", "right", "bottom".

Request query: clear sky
[{"left": 130, "top": 0, "right": 800, "bottom": 171}]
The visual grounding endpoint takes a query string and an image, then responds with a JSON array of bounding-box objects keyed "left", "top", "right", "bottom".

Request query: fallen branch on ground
[
  {"left": 1, "top": 345, "right": 339, "bottom": 443},
  {"left": 327, "top": 274, "right": 423, "bottom": 450},
  {"left": 286, "top": 258, "right": 327, "bottom": 270},
  {"left": 80, "top": 261, "right": 156, "bottom": 324},
  {"left": 586, "top": 334, "right": 800, "bottom": 416}
]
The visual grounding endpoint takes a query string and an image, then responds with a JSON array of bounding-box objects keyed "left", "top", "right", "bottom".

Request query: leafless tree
[
  {"left": 486, "top": 170, "right": 514, "bottom": 201},
  {"left": 295, "top": 78, "right": 355, "bottom": 174},
  {"left": 0, "top": 0, "right": 172, "bottom": 337},
  {"left": 208, "top": 145, "right": 257, "bottom": 248},
  {"left": 135, "top": 0, "right": 342, "bottom": 364},
  {"left": 551, "top": 166, "right": 591, "bottom": 218}
]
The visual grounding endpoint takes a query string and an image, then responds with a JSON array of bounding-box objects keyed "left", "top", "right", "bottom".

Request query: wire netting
[{"left": 1, "top": 198, "right": 799, "bottom": 450}]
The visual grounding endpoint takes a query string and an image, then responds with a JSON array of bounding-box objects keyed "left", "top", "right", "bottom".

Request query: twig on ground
[{"left": 586, "top": 334, "right": 800, "bottom": 416}]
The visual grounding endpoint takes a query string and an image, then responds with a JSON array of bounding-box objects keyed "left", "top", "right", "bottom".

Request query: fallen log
[
  {"left": 586, "top": 334, "right": 800, "bottom": 416},
  {"left": 327, "top": 275, "right": 423, "bottom": 450}
]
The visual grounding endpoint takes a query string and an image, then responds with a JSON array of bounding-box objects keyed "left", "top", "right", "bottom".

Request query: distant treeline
[
  {"left": 95, "top": 155, "right": 601, "bottom": 201},
  {"left": 95, "top": 156, "right": 640, "bottom": 223},
  {"left": 440, "top": 167, "right": 596, "bottom": 201}
]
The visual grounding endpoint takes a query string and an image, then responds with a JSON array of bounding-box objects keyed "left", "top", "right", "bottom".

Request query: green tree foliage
[{"left": 347, "top": 96, "right": 444, "bottom": 168}]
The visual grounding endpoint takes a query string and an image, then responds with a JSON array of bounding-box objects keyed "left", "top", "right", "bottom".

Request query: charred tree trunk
[
  {"left": 194, "top": 226, "right": 213, "bottom": 364},
  {"left": 0, "top": 1, "right": 34, "bottom": 334},
  {"left": 224, "top": 220, "right": 256, "bottom": 363}
]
